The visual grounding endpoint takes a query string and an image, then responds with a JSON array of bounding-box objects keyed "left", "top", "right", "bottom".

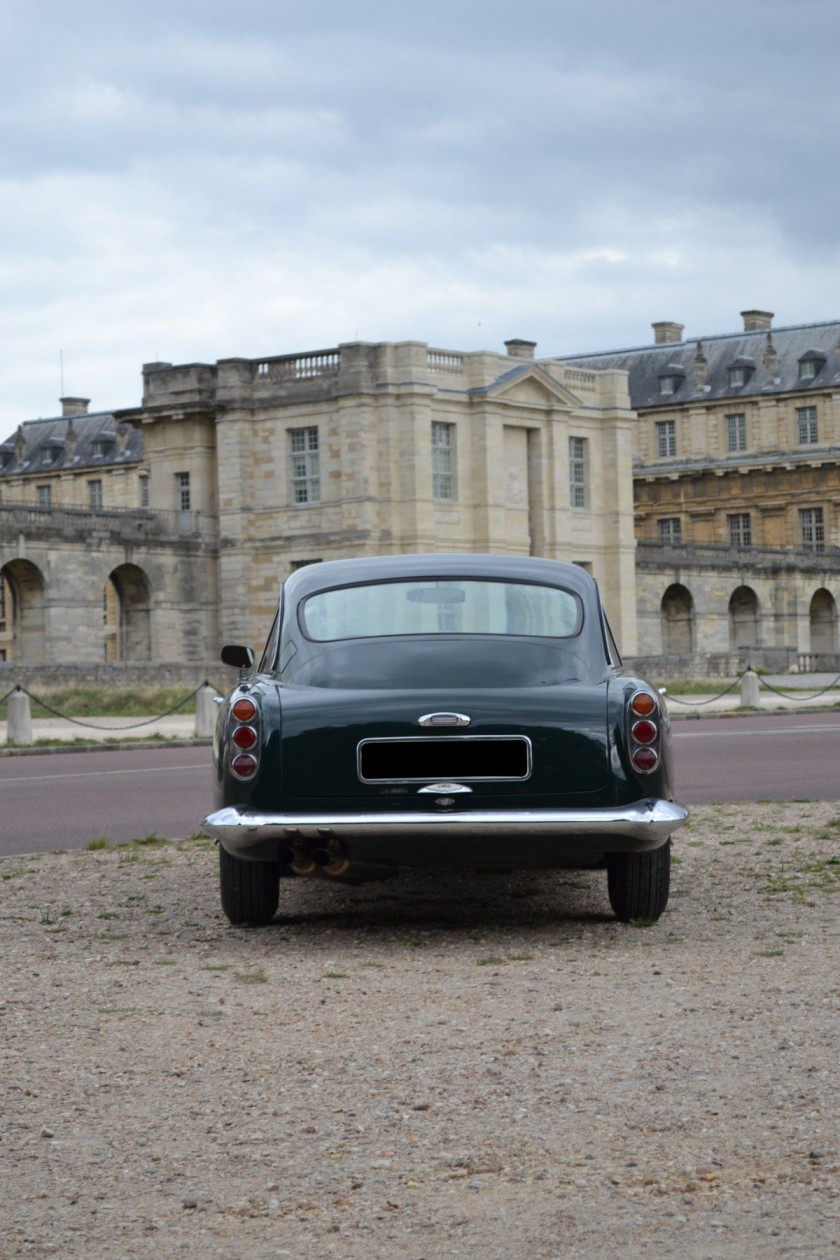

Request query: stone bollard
[
  {"left": 195, "top": 682, "right": 218, "bottom": 738},
  {"left": 739, "top": 669, "right": 761, "bottom": 709},
  {"left": 7, "top": 687, "right": 33, "bottom": 746}
]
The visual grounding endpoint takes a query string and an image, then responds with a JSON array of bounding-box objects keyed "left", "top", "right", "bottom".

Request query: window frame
[
  {"left": 36, "top": 483, "right": 52, "bottom": 509},
  {"left": 658, "top": 517, "right": 682, "bottom": 545},
  {"left": 726, "top": 412, "right": 747, "bottom": 453},
  {"left": 568, "top": 435, "right": 587, "bottom": 508},
  {"left": 431, "top": 421, "right": 455, "bottom": 501},
  {"left": 728, "top": 512, "right": 752, "bottom": 548},
  {"left": 800, "top": 506, "right": 825, "bottom": 552},
  {"left": 88, "top": 479, "right": 103, "bottom": 510},
  {"left": 288, "top": 427, "right": 320, "bottom": 506},
  {"left": 656, "top": 420, "right": 677, "bottom": 459},
  {"left": 175, "top": 471, "right": 192, "bottom": 512},
  {"left": 796, "top": 405, "right": 818, "bottom": 445}
]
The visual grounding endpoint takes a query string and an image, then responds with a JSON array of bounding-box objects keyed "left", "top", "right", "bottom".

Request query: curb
[{"left": 0, "top": 738, "right": 213, "bottom": 758}]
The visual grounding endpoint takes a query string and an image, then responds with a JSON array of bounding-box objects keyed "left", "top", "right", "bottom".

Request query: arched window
[
  {"left": 660, "top": 584, "right": 694, "bottom": 654},
  {"left": 105, "top": 565, "right": 151, "bottom": 662},
  {"left": 0, "top": 560, "right": 46, "bottom": 661},
  {"left": 729, "top": 586, "right": 760, "bottom": 650},
  {"left": 809, "top": 588, "right": 837, "bottom": 653}
]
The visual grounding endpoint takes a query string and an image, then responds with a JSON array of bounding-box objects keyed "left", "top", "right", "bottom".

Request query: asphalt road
[{"left": 1, "top": 711, "right": 840, "bottom": 856}]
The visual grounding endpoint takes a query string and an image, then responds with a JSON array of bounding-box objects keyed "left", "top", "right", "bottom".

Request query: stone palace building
[
  {"left": 562, "top": 311, "right": 840, "bottom": 668},
  {"left": 4, "top": 314, "right": 839, "bottom": 676},
  {"left": 0, "top": 339, "right": 638, "bottom": 666}
]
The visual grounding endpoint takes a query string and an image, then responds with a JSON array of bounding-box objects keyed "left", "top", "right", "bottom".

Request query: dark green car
[{"left": 202, "top": 554, "right": 687, "bottom": 926}]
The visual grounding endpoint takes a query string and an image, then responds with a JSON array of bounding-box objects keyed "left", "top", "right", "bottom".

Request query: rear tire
[
  {"left": 607, "top": 839, "right": 671, "bottom": 923},
  {"left": 219, "top": 846, "right": 280, "bottom": 926}
]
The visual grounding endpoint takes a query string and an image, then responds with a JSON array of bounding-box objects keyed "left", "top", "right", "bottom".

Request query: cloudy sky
[{"left": 2, "top": 0, "right": 838, "bottom": 426}]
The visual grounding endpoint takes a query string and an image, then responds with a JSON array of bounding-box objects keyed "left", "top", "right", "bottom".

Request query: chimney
[
  {"left": 741, "top": 310, "right": 774, "bottom": 332},
  {"left": 504, "top": 338, "right": 537, "bottom": 360},
  {"left": 61, "top": 397, "right": 90, "bottom": 417},
  {"left": 651, "top": 322, "right": 684, "bottom": 345}
]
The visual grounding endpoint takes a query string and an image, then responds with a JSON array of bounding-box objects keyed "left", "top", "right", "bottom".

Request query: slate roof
[
  {"left": 556, "top": 319, "right": 840, "bottom": 409},
  {"left": 0, "top": 411, "right": 143, "bottom": 477}
]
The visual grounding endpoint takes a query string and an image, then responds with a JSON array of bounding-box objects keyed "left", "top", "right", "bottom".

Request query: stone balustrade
[{"left": 0, "top": 504, "right": 214, "bottom": 544}]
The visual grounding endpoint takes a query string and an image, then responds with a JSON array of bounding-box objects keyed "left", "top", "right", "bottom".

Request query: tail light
[
  {"left": 628, "top": 690, "right": 660, "bottom": 774},
  {"left": 229, "top": 692, "right": 260, "bottom": 780}
]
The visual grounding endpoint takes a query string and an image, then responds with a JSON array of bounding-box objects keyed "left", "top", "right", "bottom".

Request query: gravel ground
[{"left": 2, "top": 804, "right": 839, "bottom": 1259}]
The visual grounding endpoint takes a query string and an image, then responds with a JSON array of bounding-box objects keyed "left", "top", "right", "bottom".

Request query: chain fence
[
  {"left": 0, "top": 681, "right": 220, "bottom": 730},
  {"left": 663, "top": 674, "right": 747, "bottom": 707},
  {"left": 753, "top": 671, "right": 840, "bottom": 701},
  {"left": 665, "top": 668, "right": 840, "bottom": 707}
]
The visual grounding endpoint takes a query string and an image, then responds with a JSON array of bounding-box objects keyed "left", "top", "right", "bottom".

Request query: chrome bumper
[{"left": 202, "top": 798, "right": 688, "bottom": 854}]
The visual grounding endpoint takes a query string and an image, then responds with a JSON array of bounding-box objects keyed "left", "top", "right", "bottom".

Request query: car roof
[{"left": 283, "top": 553, "right": 599, "bottom": 602}]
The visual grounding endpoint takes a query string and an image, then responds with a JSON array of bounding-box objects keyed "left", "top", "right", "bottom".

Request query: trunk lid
[{"left": 276, "top": 684, "right": 609, "bottom": 799}]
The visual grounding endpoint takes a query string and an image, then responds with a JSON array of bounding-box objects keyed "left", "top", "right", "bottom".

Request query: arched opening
[
  {"left": 105, "top": 565, "right": 151, "bottom": 662},
  {"left": 0, "top": 560, "right": 47, "bottom": 661},
  {"left": 809, "top": 588, "right": 837, "bottom": 653},
  {"left": 660, "top": 583, "right": 694, "bottom": 654},
  {"left": 729, "top": 585, "right": 760, "bottom": 650}
]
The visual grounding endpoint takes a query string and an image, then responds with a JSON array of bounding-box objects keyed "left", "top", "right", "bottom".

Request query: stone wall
[{"left": 0, "top": 661, "right": 237, "bottom": 693}]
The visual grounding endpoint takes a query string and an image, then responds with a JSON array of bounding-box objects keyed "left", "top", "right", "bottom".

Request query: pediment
[{"left": 484, "top": 364, "right": 580, "bottom": 409}]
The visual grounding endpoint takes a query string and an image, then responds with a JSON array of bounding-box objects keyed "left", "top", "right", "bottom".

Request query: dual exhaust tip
[{"left": 278, "top": 842, "right": 391, "bottom": 884}]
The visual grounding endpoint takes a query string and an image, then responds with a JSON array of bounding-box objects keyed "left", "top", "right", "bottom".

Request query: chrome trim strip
[
  {"left": 357, "top": 734, "right": 532, "bottom": 784},
  {"left": 203, "top": 798, "right": 688, "bottom": 851}
]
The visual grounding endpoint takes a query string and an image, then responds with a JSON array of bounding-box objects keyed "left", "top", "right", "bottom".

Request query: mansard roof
[
  {"left": 557, "top": 319, "right": 840, "bottom": 409},
  {"left": 0, "top": 411, "right": 143, "bottom": 476}
]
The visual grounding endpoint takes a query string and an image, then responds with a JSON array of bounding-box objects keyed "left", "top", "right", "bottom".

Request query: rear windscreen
[{"left": 300, "top": 579, "right": 582, "bottom": 642}]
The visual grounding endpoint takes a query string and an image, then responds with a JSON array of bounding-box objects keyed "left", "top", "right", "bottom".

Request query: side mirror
[{"left": 220, "top": 644, "right": 255, "bottom": 670}]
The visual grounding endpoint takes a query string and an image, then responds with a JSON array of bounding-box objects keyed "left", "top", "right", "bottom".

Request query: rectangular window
[
  {"left": 726, "top": 413, "right": 747, "bottom": 452},
  {"left": 139, "top": 474, "right": 149, "bottom": 508},
  {"left": 728, "top": 512, "right": 751, "bottom": 547},
  {"left": 431, "top": 421, "right": 455, "bottom": 501},
  {"left": 36, "top": 484, "right": 52, "bottom": 508},
  {"left": 175, "top": 471, "right": 191, "bottom": 511},
  {"left": 289, "top": 427, "right": 320, "bottom": 505},
  {"left": 656, "top": 420, "right": 676, "bottom": 458},
  {"left": 800, "top": 506, "right": 825, "bottom": 551},
  {"left": 797, "top": 406, "right": 818, "bottom": 444},
  {"left": 799, "top": 359, "right": 817, "bottom": 380},
  {"left": 658, "top": 517, "right": 682, "bottom": 545},
  {"left": 88, "top": 480, "right": 103, "bottom": 510},
  {"left": 569, "top": 436, "right": 587, "bottom": 508},
  {"left": 290, "top": 558, "right": 322, "bottom": 571}
]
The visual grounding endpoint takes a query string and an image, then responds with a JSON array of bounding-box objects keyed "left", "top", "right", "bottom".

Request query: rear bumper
[{"left": 202, "top": 798, "right": 688, "bottom": 862}]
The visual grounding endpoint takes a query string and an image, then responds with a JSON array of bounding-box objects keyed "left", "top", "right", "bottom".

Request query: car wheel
[
  {"left": 219, "top": 845, "right": 281, "bottom": 926},
  {"left": 606, "top": 839, "right": 671, "bottom": 923}
]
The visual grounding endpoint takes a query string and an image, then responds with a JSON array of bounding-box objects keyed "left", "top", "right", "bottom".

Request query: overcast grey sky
[{"left": 2, "top": 0, "right": 838, "bottom": 425}]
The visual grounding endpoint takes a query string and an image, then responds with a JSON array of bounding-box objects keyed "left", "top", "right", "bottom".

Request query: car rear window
[{"left": 300, "top": 579, "right": 582, "bottom": 642}]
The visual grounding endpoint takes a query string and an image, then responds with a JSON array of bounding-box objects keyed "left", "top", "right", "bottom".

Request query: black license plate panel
[{"left": 358, "top": 736, "right": 531, "bottom": 783}]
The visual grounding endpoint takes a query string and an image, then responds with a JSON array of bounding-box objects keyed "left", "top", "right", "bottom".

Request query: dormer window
[
  {"left": 727, "top": 356, "right": 755, "bottom": 388},
  {"left": 657, "top": 364, "right": 685, "bottom": 397},
  {"left": 798, "top": 350, "right": 825, "bottom": 381},
  {"left": 41, "top": 447, "right": 55, "bottom": 466},
  {"left": 92, "top": 440, "right": 107, "bottom": 458}
]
